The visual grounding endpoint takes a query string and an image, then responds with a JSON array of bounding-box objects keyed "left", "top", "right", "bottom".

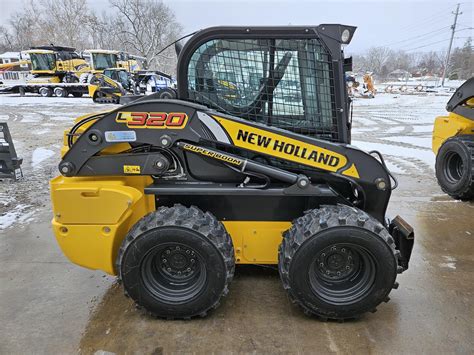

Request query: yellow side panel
[
  {"left": 50, "top": 176, "right": 155, "bottom": 275},
  {"left": 223, "top": 221, "right": 291, "bottom": 264},
  {"left": 432, "top": 113, "right": 474, "bottom": 154},
  {"left": 52, "top": 215, "right": 131, "bottom": 274},
  {"left": 52, "top": 184, "right": 141, "bottom": 225}
]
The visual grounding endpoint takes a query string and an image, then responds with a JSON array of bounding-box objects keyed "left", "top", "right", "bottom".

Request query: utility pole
[{"left": 441, "top": 3, "right": 461, "bottom": 86}]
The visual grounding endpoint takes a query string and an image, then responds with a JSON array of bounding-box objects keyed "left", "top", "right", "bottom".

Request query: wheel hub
[
  {"left": 445, "top": 152, "right": 464, "bottom": 182},
  {"left": 317, "top": 245, "right": 355, "bottom": 280},
  {"left": 159, "top": 246, "right": 196, "bottom": 278}
]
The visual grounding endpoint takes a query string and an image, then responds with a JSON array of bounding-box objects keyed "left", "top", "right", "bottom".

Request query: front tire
[
  {"left": 435, "top": 135, "right": 474, "bottom": 200},
  {"left": 279, "top": 205, "right": 399, "bottom": 320},
  {"left": 117, "top": 204, "right": 235, "bottom": 319}
]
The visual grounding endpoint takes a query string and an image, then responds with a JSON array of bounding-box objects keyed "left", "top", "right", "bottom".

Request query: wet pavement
[{"left": 0, "top": 94, "right": 473, "bottom": 354}]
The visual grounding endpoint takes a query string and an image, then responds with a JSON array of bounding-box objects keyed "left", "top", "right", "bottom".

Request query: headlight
[{"left": 341, "top": 29, "right": 351, "bottom": 43}]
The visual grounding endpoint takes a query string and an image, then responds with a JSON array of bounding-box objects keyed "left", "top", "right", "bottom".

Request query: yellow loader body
[
  {"left": 432, "top": 111, "right": 474, "bottom": 154},
  {"left": 51, "top": 175, "right": 288, "bottom": 274}
]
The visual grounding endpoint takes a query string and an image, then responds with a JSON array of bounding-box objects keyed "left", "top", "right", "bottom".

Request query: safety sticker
[{"left": 123, "top": 165, "right": 141, "bottom": 174}]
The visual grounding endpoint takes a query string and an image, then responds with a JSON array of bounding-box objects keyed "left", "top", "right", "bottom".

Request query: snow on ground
[
  {"left": 352, "top": 93, "right": 447, "bottom": 175},
  {"left": 352, "top": 140, "right": 435, "bottom": 169},
  {"left": 0, "top": 204, "right": 35, "bottom": 230},
  {"left": 0, "top": 94, "right": 93, "bottom": 106},
  {"left": 32, "top": 147, "right": 55, "bottom": 168},
  {"left": 384, "top": 136, "right": 433, "bottom": 149}
]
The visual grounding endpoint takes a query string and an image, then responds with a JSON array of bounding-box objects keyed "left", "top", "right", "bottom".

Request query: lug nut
[
  {"left": 162, "top": 259, "right": 167, "bottom": 263},
  {"left": 167, "top": 268, "right": 171, "bottom": 272}
]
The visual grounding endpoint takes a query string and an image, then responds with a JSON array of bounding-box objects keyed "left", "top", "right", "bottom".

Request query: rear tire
[
  {"left": 53, "top": 87, "right": 68, "bottom": 97},
  {"left": 39, "top": 87, "right": 52, "bottom": 97},
  {"left": 72, "top": 92, "right": 83, "bottom": 98},
  {"left": 279, "top": 205, "right": 398, "bottom": 320},
  {"left": 156, "top": 87, "right": 177, "bottom": 99},
  {"left": 435, "top": 135, "right": 474, "bottom": 200},
  {"left": 117, "top": 204, "right": 234, "bottom": 319}
]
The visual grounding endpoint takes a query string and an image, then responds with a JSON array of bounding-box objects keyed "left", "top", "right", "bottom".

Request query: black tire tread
[
  {"left": 436, "top": 135, "right": 474, "bottom": 200},
  {"left": 278, "top": 204, "right": 400, "bottom": 320},
  {"left": 116, "top": 204, "right": 235, "bottom": 319}
]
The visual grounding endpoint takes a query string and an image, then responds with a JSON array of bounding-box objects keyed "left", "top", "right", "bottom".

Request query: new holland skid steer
[
  {"left": 50, "top": 25, "right": 414, "bottom": 320},
  {"left": 432, "top": 77, "right": 474, "bottom": 200}
]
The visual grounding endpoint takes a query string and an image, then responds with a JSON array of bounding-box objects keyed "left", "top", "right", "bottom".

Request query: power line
[
  {"left": 404, "top": 38, "right": 452, "bottom": 52},
  {"left": 455, "top": 27, "right": 474, "bottom": 33},
  {"left": 386, "top": 26, "right": 451, "bottom": 47},
  {"left": 401, "top": 36, "right": 470, "bottom": 53},
  {"left": 397, "top": 29, "right": 454, "bottom": 50},
  {"left": 396, "top": 5, "right": 456, "bottom": 34}
]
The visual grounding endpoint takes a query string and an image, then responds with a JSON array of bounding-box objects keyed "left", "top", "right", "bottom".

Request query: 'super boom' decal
[
  {"left": 116, "top": 112, "right": 188, "bottom": 129},
  {"left": 182, "top": 143, "right": 243, "bottom": 166},
  {"left": 213, "top": 116, "right": 348, "bottom": 173}
]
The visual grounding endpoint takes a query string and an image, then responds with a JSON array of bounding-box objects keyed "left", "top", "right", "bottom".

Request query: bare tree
[
  {"left": 109, "top": 0, "right": 183, "bottom": 72},
  {"left": 38, "top": 0, "right": 92, "bottom": 49},
  {"left": 8, "top": 0, "right": 43, "bottom": 49},
  {"left": 0, "top": 26, "right": 15, "bottom": 52},
  {"left": 85, "top": 12, "right": 123, "bottom": 50},
  {"left": 416, "top": 51, "right": 445, "bottom": 76},
  {"left": 449, "top": 38, "right": 473, "bottom": 79},
  {"left": 364, "top": 46, "right": 393, "bottom": 76}
]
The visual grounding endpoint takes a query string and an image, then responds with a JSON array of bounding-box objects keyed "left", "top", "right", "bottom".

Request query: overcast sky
[{"left": 0, "top": 0, "right": 472, "bottom": 54}]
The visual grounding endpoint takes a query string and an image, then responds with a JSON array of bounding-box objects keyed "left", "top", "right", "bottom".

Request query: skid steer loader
[
  {"left": 432, "top": 77, "right": 474, "bottom": 200},
  {"left": 50, "top": 25, "right": 414, "bottom": 320}
]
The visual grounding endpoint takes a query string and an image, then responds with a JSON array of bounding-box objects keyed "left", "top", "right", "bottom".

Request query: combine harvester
[
  {"left": 2, "top": 46, "right": 90, "bottom": 97},
  {"left": 1, "top": 47, "right": 150, "bottom": 99}
]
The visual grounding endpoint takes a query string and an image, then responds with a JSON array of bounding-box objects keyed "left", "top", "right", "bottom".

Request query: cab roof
[{"left": 30, "top": 46, "right": 76, "bottom": 52}]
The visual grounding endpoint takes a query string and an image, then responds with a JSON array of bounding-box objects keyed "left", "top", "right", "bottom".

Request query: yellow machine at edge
[{"left": 432, "top": 77, "right": 474, "bottom": 200}]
